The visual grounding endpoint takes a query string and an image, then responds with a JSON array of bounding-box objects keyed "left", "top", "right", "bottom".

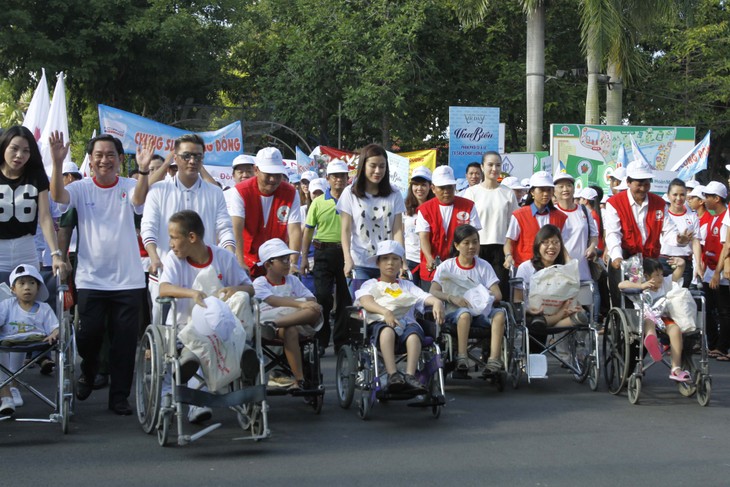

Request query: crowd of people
[{"left": 0, "top": 124, "right": 728, "bottom": 419}]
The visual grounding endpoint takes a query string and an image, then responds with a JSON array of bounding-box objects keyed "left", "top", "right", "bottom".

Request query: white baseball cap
[
  {"left": 326, "top": 159, "right": 349, "bottom": 175},
  {"left": 432, "top": 166, "right": 457, "bottom": 187},
  {"left": 410, "top": 166, "right": 432, "bottom": 182},
  {"left": 704, "top": 181, "right": 728, "bottom": 199},
  {"left": 301, "top": 170, "right": 319, "bottom": 182},
  {"left": 529, "top": 171, "right": 554, "bottom": 188},
  {"left": 688, "top": 185, "right": 706, "bottom": 200},
  {"left": 685, "top": 179, "right": 700, "bottom": 189},
  {"left": 501, "top": 176, "right": 527, "bottom": 190},
  {"left": 254, "top": 147, "right": 288, "bottom": 175},
  {"left": 552, "top": 170, "right": 574, "bottom": 183},
  {"left": 9, "top": 264, "right": 49, "bottom": 302},
  {"left": 615, "top": 178, "right": 629, "bottom": 191},
  {"left": 309, "top": 178, "right": 328, "bottom": 196},
  {"left": 580, "top": 188, "right": 598, "bottom": 201},
  {"left": 521, "top": 178, "right": 531, "bottom": 188},
  {"left": 231, "top": 154, "right": 255, "bottom": 169},
  {"left": 62, "top": 161, "right": 81, "bottom": 175},
  {"left": 601, "top": 194, "right": 609, "bottom": 204},
  {"left": 257, "top": 238, "right": 299, "bottom": 266},
  {"left": 191, "top": 296, "right": 238, "bottom": 341},
  {"left": 611, "top": 167, "right": 627, "bottom": 181},
  {"left": 375, "top": 240, "right": 405, "bottom": 259},
  {"left": 288, "top": 170, "right": 301, "bottom": 184},
  {"left": 626, "top": 160, "right": 653, "bottom": 180}
]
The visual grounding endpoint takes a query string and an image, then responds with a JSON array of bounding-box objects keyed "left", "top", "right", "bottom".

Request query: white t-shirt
[
  {"left": 433, "top": 257, "right": 500, "bottom": 290},
  {"left": 557, "top": 204, "right": 598, "bottom": 281},
  {"left": 0, "top": 298, "right": 58, "bottom": 340},
  {"left": 336, "top": 185, "right": 406, "bottom": 267},
  {"left": 462, "top": 184, "right": 519, "bottom": 245},
  {"left": 141, "top": 175, "right": 235, "bottom": 255},
  {"left": 403, "top": 213, "right": 420, "bottom": 263},
  {"left": 227, "top": 186, "right": 302, "bottom": 225},
  {"left": 415, "top": 203, "right": 482, "bottom": 234},
  {"left": 355, "top": 278, "right": 430, "bottom": 326},
  {"left": 160, "top": 245, "right": 251, "bottom": 325},
  {"left": 253, "top": 274, "right": 314, "bottom": 316},
  {"left": 63, "top": 177, "right": 145, "bottom": 290},
  {"left": 660, "top": 210, "right": 699, "bottom": 257}
]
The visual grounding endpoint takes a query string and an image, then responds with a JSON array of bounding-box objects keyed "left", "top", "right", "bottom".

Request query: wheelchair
[
  {"left": 335, "top": 307, "right": 445, "bottom": 420},
  {"left": 510, "top": 276, "right": 600, "bottom": 390},
  {"left": 0, "top": 273, "right": 76, "bottom": 433},
  {"left": 603, "top": 287, "right": 710, "bottom": 406},
  {"left": 135, "top": 296, "right": 269, "bottom": 446},
  {"left": 438, "top": 303, "right": 520, "bottom": 391}
]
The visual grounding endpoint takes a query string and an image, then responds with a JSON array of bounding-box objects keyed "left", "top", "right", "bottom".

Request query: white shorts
[{"left": 0, "top": 235, "right": 40, "bottom": 273}]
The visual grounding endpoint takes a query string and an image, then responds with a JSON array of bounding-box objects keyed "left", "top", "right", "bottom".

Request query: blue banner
[
  {"left": 448, "top": 106, "right": 500, "bottom": 178},
  {"left": 98, "top": 104, "right": 243, "bottom": 166}
]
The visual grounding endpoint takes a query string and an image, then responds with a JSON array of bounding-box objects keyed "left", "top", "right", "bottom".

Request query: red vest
[
  {"left": 418, "top": 196, "right": 476, "bottom": 280},
  {"left": 512, "top": 205, "right": 567, "bottom": 266},
  {"left": 236, "top": 177, "right": 296, "bottom": 270},
  {"left": 606, "top": 191, "right": 665, "bottom": 258},
  {"left": 703, "top": 209, "right": 726, "bottom": 270}
]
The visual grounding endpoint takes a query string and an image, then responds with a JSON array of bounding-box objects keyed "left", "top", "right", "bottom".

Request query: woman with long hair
[
  {"left": 337, "top": 143, "right": 405, "bottom": 291},
  {"left": 403, "top": 166, "right": 434, "bottom": 288}
]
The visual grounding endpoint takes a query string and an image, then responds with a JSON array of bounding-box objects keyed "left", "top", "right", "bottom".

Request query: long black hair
[
  {"left": 0, "top": 125, "right": 46, "bottom": 180},
  {"left": 352, "top": 143, "right": 393, "bottom": 198},
  {"left": 405, "top": 176, "right": 434, "bottom": 216},
  {"left": 530, "top": 224, "right": 567, "bottom": 271}
]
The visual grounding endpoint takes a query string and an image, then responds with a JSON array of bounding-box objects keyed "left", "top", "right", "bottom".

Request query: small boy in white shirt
[
  {"left": 0, "top": 264, "right": 59, "bottom": 415},
  {"left": 253, "top": 238, "right": 323, "bottom": 391}
]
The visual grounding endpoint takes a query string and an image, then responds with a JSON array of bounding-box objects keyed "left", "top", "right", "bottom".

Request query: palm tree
[
  {"left": 580, "top": 0, "right": 679, "bottom": 125},
  {"left": 456, "top": 0, "right": 546, "bottom": 151}
]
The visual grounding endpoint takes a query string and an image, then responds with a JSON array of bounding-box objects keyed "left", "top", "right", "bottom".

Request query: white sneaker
[
  {"left": 187, "top": 405, "right": 212, "bottom": 424},
  {"left": 0, "top": 396, "right": 15, "bottom": 415},
  {"left": 10, "top": 387, "right": 23, "bottom": 407}
]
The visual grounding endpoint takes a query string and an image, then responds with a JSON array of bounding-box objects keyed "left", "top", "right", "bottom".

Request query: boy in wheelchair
[
  {"left": 0, "top": 264, "right": 58, "bottom": 415},
  {"left": 158, "top": 210, "right": 256, "bottom": 423},
  {"left": 618, "top": 257, "right": 693, "bottom": 382},
  {"left": 355, "top": 241, "right": 444, "bottom": 393},
  {"left": 253, "top": 238, "right": 323, "bottom": 392}
]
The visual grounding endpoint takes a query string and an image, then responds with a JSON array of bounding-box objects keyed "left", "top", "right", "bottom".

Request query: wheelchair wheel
[
  {"left": 570, "top": 331, "right": 590, "bottom": 383},
  {"left": 157, "top": 411, "right": 171, "bottom": 447},
  {"left": 677, "top": 354, "right": 697, "bottom": 397},
  {"left": 251, "top": 410, "right": 265, "bottom": 438},
  {"left": 136, "top": 325, "right": 164, "bottom": 434},
  {"left": 627, "top": 374, "right": 641, "bottom": 405},
  {"left": 358, "top": 390, "right": 372, "bottom": 420},
  {"left": 336, "top": 346, "right": 356, "bottom": 409},
  {"left": 587, "top": 357, "right": 599, "bottom": 392},
  {"left": 604, "top": 309, "right": 632, "bottom": 395},
  {"left": 696, "top": 375, "right": 711, "bottom": 407}
]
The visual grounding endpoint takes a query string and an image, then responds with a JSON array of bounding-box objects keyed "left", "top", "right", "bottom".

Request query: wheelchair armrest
[
  {"left": 690, "top": 289, "right": 704, "bottom": 299},
  {"left": 620, "top": 288, "right": 643, "bottom": 296},
  {"left": 156, "top": 296, "right": 174, "bottom": 304}
]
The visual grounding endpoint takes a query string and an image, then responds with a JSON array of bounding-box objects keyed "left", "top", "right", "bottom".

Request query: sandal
[
  {"left": 669, "top": 367, "right": 691, "bottom": 383},
  {"left": 485, "top": 358, "right": 504, "bottom": 373},
  {"left": 452, "top": 356, "right": 470, "bottom": 379},
  {"left": 709, "top": 349, "right": 725, "bottom": 359},
  {"left": 715, "top": 354, "right": 730, "bottom": 362},
  {"left": 40, "top": 358, "right": 56, "bottom": 376},
  {"left": 387, "top": 372, "right": 406, "bottom": 392}
]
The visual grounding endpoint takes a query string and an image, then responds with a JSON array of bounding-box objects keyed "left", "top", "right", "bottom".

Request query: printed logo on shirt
[
  {"left": 456, "top": 211, "right": 470, "bottom": 225},
  {"left": 276, "top": 205, "right": 291, "bottom": 223},
  {"left": 655, "top": 210, "right": 664, "bottom": 221},
  {"left": 713, "top": 226, "right": 720, "bottom": 236}
]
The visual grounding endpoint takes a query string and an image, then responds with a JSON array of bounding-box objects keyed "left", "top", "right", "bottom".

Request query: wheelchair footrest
[
  {"left": 407, "top": 395, "right": 446, "bottom": 408},
  {"left": 175, "top": 384, "right": 266, "bottom": 408}
]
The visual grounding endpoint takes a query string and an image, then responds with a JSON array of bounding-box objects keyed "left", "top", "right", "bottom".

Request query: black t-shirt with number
[{"left": 0, "top": 169, "right": 50, "bottom": 239}]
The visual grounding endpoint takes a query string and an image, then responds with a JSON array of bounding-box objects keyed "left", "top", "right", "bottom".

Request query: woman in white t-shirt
[
  {"left": 337, "top": 144, "right": 406, "bottom": 291},
  {"left": 660, "top": 179, "right": 702, "bottom": 287},
  {"left": 403, "top": 167, "right": 434, "bottom": 289}
]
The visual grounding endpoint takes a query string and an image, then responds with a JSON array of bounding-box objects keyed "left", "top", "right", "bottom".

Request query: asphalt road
[{"left": 3, "top": 351, "right": 730, "bottom": 487}]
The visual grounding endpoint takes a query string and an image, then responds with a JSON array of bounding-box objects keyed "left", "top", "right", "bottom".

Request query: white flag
[
  {"left": 21, "top": 69, "right": 50, "bottom": 142},
  {"left": 670, "top": 131, "right": 710, "bottom": 181},
  {"left": 40, "top": 72, "right": 72, "bottom": 176},
  {"left": 79, "top": 129, "right": 96, "bottom": 177}
]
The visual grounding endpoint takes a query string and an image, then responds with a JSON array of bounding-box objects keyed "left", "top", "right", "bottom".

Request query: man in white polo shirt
[{"left": 49, "top": 132, "right": 152, "bottom": 415}]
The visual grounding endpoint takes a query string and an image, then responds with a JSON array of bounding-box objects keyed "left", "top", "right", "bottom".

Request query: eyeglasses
[
  {"left": 268, "top": 256, "right": 291, "bottom": 264},
  {"left": 176, "top": 152, "right": 203, "bottom": 162},
  {"left": 540, "top": 240, "right": 561, "bottom": 248}
]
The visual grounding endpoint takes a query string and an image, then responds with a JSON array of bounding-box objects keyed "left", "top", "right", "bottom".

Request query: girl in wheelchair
[
  {"left": 355, "top": 241, "right": 444, "bottom": 393},
  {"left": 0, "top": 264, "right": 58, "bottom": 415},
  {"left": 618, "top": 257, "right": 692, "bottom": 382},
  {"left": 429, "top": 224, "right": 506, "bottom": 379}
]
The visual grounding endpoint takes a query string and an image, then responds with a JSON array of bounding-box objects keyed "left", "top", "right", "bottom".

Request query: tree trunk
[
  {"left": 605, "top": 61, "right": 623, "bottom": 125},
  {"left": 585, "top": 43, "right": 600, "bottom": 124},
  {"left": 381, "top": 112, "right": 391, "bottom": 149},
  {"left": 525, "top": 4, "right": 545, "bottom": 152}
]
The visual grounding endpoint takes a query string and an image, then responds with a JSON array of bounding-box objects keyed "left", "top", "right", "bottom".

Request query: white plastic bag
[
  {"left": 664, "top": 285, "right": 697, "bottom": 332},
  {"left": 529, "top": 260, "right": 580, "bottom": 316},
  {"left": 364, "top": 281, "right": 420, "bottom": 325},
  {"left": 463, "top": 285, "right": 494, "bottom": 317}
]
